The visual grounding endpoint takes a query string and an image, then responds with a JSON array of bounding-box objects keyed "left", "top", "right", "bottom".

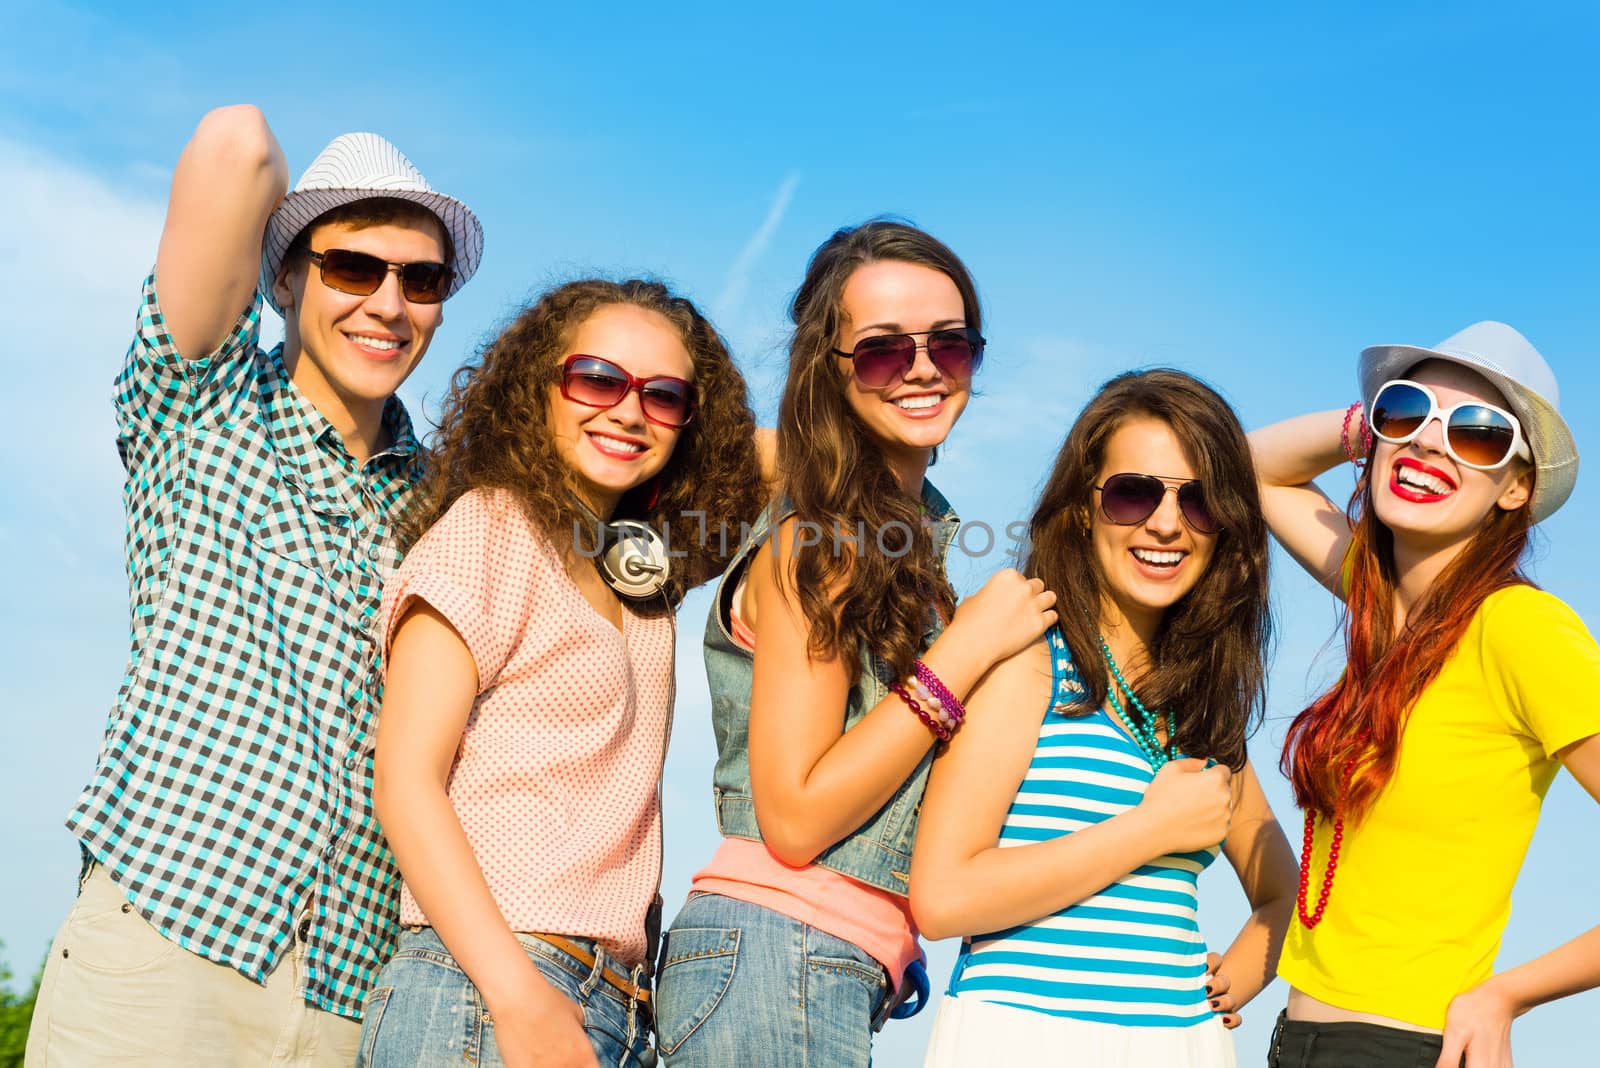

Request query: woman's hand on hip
[{"left": 1437, "top": 978, "right": 1515, "bottom": 1068}]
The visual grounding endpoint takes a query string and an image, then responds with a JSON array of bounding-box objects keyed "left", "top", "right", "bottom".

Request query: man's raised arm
[{"left": 154, "top": 104, "right": 287, "bottom": 361}]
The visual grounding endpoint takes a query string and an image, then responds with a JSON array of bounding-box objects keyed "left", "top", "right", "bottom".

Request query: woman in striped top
[{"left": 911, "top": 369, "right": 1299, "bottom": 1067}]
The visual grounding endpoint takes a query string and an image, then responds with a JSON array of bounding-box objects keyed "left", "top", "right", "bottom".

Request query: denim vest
[{"left": 703, "top": 482, "right": 959, "bottom": 896}]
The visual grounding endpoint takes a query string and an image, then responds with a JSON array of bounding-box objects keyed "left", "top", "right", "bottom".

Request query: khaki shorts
[{"left": 25, "top": 865, "right": 360, "bottom": 1067}]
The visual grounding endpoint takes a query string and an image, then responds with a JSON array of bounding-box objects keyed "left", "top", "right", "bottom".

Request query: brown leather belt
[{"left": 526, "top": 933, "right": 651, "bottom": 1006}]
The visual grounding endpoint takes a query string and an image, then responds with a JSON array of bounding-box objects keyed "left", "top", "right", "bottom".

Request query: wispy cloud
[
  {"left": 713, "top": 173, "right": 800, "bottom": 326},
  {"left": 0, "top": 137, "right": 164, "bottom": 511},
  {"left": 0, "top": 135, "right": 174, "bottom": 969},
  {"left": 0, "top": 138, "right": 286, "bottom": 502}
]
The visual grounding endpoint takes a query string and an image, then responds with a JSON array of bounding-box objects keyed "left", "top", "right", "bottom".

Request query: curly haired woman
[
  {"left": 1252, "top": 322, "right": 1600, "bottom": 1067},
  {"left": 356, "top": 279, "right": 765, "bottom": 1068}
]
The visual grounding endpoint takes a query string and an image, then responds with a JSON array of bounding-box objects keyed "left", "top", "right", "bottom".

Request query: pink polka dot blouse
[{"left": 381, "top": 488, "right": 674, "bottom": 966}]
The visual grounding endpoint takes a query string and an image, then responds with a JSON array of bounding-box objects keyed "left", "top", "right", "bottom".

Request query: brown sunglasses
[{"left": 307, "top": 248, "right": 453, "bottom": 304}]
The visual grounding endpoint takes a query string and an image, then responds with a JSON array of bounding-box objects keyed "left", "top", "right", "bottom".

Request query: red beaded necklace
[{"left": 1296, "top": 744, "right": 1363, "bottom": 930}]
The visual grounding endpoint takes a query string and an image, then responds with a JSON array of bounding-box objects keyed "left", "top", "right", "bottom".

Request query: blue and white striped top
[{"left": 946, "top": 626, "right": 1221, "bottom": 1027}]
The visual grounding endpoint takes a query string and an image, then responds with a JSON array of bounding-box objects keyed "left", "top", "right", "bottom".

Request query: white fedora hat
[
  {"left": 1358, "top": 320, "right": 1578, "bottom": 524},
  {"left": 259, "top": 131, "right": 484, "bottom": 314}
]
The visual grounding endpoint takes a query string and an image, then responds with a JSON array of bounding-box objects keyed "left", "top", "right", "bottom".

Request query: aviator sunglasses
[
  {"left": 1094, "top": 473, "right": 1221, "bottom": 534},
  {"left": 307, "top": 249, "right": 453, "bottom": 304},
  {"left": 831, "top": 327, "right": 986, "bottom": 388},
  {"left": 1369, "top": 379, "right": 1531, "bottom": 471},
  {"left": 560, "top": 354, "right": 697, "bottom": 429}
]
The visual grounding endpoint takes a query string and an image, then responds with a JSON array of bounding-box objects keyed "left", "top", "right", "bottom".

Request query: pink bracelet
[
  {"left": 910, "top": 677, "right": 957, "bottom": 731},
  {"left": 913, "top": 660, "right": 966, "bottom": 727},
  {"left": 892, "top": 680, "right": 951, "bottom": 741},
  {"left": 1340, "top": 403, "right": 1368, "bottom": 467}
]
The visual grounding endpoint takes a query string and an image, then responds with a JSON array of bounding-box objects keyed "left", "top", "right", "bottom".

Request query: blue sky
[{"left": 3, "top": 3, "right": 1597, "bottom": 1062}]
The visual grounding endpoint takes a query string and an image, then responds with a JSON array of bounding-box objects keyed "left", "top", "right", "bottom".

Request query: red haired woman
[{"left": 1251, "top": 322, "right": 1600, "bottom": 1067}]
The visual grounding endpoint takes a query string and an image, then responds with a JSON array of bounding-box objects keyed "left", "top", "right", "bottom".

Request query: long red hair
[{"left": 1281, "top": 469, "right": 1534, "bottom": 821}]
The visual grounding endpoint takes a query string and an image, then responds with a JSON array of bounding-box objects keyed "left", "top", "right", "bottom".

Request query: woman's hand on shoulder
[{"left": 947, "top": 568, "right": 1058, "bottom": 668}]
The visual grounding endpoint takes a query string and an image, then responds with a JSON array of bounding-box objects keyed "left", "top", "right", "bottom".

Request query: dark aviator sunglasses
[
  {"left": 831, "top": 328, "right": 986, "bottom": 388},
  {"left": 307, "top": 248, "right": 453, "bottom": 304},
  {"left": 1094, "top": 472, "right": 1221, "bottom": 535}
]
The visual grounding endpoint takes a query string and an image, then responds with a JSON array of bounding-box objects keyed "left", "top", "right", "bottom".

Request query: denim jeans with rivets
[
  {"left": 654, "top": 892, "right": 891, "bottom": 1067},
  {"left": 358, "top": 926, "right": 655, "bottom": 1068}
]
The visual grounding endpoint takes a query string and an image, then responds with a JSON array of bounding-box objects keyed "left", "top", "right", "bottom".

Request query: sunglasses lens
[
  {"left": 1176, "top": 481, "right": 1219, "bottom": 533},
  {"left": 562, "top": 358, "right": 695, "bottom": 428},
  {"left": 563, "top": 358, "right": 630, "bottom": 407},
  {"left": 850, "top": 334, "right": 916, "bottom": 387},
  {"left": 927, "top": 329, "right": 983, "bottom": 382},
  {"left": 317, "top": 249, "right": 387, "bottom": 295},
  {"left": 1100, "top": 474, "right": 1165, "bottom": 525},
  {"left": 1447, "top": 407, "right": 1517, "bottom": 467},
  {"left": 316, "top": 250, "right": 449, "bottom": 303},
  {"left": 399, "top": 262, "right": 451, "bottom": 303},
  {"left": 1370, "top": 382, "right": 1432, "bottom": 441},
  {"left": 640, "top": 381, "right": 695, "bottom": 428}
]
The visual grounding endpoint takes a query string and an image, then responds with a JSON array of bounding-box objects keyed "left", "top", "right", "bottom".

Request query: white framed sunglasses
[{"left": 1368, "top": 379, "right": 1532, "bottom": 471}]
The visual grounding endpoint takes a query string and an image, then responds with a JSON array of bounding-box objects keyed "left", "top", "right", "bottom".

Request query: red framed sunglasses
[{"left": 559, "top": 355, "right": 696, "bottom": 429}]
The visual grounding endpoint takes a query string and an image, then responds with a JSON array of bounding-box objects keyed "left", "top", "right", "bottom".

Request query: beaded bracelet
[
  {"left": 909, "top": 677, "right": 958, "bottom": 732},
  {"left": 1340, "top": 402, "right": 1368, "bottom": 467},
  {"left": 913, "top": 661, "right": 967, "bottom": 728},
  {"left": 891, "top": 680, "right": 951, "bottom": 741}
]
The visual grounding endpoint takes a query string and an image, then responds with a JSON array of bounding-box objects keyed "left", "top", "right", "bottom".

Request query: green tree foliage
[{"left": 0, "top": 941, "right": 42, "bottom": 1068}]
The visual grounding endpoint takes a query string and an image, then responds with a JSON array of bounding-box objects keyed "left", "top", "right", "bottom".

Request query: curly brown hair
[
  {"left": 1024, "top": 369, "right": 1273, "bottom": 771},
  {"left": 400, "top": 278, "right": 765, "bottom": 608},
  {"left": 776, "top": 221, "right": 979, "bottom": 678}
]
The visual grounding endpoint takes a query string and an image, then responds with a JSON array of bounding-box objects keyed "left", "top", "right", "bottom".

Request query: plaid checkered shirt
[{"left": 67, "top": 276, "right": 422, "bottom": 1017}]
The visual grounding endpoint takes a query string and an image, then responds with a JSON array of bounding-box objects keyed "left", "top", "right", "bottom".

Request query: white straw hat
[
  {"left": 259, "top": 131, "right": 484, "bottom": 314},
  {"left": 1358, "top": 320, "right": 1578, "bottom": 523}
]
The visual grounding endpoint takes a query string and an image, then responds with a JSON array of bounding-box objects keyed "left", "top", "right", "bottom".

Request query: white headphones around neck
[{"left": 593, "top": 518, "right": 671, "bottom": 600}]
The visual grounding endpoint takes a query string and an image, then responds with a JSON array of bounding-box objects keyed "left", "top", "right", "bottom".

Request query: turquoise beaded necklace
[{"left": 1098, "top": 634, "right": 1178, "bottom": 769}]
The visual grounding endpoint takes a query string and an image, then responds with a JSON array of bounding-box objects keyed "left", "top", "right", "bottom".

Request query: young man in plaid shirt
[{"left": 27, "top": 105, "right": 484, "bottom": 1065}]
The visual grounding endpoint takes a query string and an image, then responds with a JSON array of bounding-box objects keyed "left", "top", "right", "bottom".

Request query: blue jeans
[
  {"left": 358, "top": 926, "right": 655, "bottom": 1067},
  {"left": 654, "top": 893, "right": 891, "bottom": 1067}
]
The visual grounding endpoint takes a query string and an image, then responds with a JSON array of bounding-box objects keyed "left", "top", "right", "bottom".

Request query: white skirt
[{"left": 923, "top": 993, "right": 1238, "bottom": 1068}]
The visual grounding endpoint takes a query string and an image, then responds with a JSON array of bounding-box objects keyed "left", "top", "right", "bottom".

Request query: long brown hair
[
  {"left": 400, "top": 278, "right": 765, "bottom": 607},
  {"left": 1281, "top": 470, "right": 1534, "bottom": 820},
  {"left": 776, "top": 221, "right": 979, "bottom": 677},
  {"left": 1025, "top": 369, "right": 1272, "bottom": 770}
]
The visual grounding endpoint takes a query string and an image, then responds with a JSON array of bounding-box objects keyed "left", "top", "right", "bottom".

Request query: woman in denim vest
[{"left": 653, "top": 221, "right": 1057, "bottom": 1066}]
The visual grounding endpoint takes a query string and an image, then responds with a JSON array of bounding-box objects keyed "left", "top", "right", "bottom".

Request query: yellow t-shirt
[{"left": 1278, "top": 584, "right": 1600, "bottom": 1029}]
